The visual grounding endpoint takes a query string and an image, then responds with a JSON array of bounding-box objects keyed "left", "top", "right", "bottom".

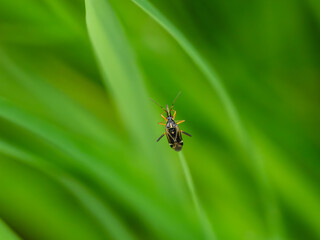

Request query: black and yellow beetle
[{"left": 152, "top": 92, "right": 191, "bottom": 152}]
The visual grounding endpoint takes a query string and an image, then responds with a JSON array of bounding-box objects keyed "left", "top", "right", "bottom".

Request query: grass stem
[{"left": 178, "top": 152, "right": 216, "bottom": 240}]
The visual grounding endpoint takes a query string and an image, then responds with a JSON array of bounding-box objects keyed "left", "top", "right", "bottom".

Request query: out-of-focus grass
[
  {"left": 178, "top": 152, "right": 216, "bottom": 240},
  {"left": 0, "top": 0, "right": 319, "bottom": 240},
  {"left": 0, "top": 219, "right": 21, "bottom": 240}
]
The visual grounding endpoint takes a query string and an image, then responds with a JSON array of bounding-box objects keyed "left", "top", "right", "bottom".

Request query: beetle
[{"left": 152, "top": 92, "right": 191, "bottom": 152}]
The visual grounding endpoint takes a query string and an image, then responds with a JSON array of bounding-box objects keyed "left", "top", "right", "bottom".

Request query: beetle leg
[
  {"left": 156, "top": 133, "right": 165, "bottom": 142},
  {"left": 158, "top": 122, "right": 166, "bottom": 126},
  {"left": 181, "top": 131, "right": 192, "bottom": 137},
  {"left": 161, "top": 114, "right": 167, "bottom": 121},
  {"left": 176, "top": 120, "right": 185, "bottom": 125},
  {"left": 173, "top": 110, "right": 176, "bottom": 120}
]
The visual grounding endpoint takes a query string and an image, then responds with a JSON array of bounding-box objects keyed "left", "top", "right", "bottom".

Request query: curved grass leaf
[
  {"left": 85, "top": 0, "right": 186, "bottom": 198},
  {"left": 85, "top": 0, "right": 201, "bottom": 238},
  {"left": 131, "top": 1, "right": 285, "bottom": 239},
  {"left": 85, "top": 0, "right": 157, "bottom": 151},
  {"left": 0, "top": 219, "right": 21, "bottom": 240},
  {"left": 179, "top": 152, "right": 216, "bottom": 240},
  {"left": 132, "top": 0, "right": 246, "bottom": 147}
]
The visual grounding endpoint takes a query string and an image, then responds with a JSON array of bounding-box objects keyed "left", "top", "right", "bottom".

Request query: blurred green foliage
[{"left": 0, "top": 0, "right": 319, "bottom": 240}]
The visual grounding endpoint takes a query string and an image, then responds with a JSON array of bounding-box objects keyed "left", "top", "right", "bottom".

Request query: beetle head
[{"left": 167, "top": 116, "right": 173, "bottom": 121}]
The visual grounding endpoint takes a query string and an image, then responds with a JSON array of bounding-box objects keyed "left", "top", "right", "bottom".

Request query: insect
[{"left": 152, "top": 92, "right": 191, "bottom": 152}]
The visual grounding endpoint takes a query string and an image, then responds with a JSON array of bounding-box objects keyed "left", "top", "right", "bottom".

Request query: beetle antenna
[
  {"left": 151, "top": 98, "right": 166, "bottom": 112},
  {"left": 170, "top": 91, "right": 181, "bottom": 111}
]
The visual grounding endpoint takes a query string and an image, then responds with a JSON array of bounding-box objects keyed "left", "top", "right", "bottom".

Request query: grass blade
[
  {"left": 85, "top": 0, "right": 157, "bottom": 153},
  {"left": 131, "top": 1, "right": 285, "bottom": 239},
  {"left": 0, "top": 219, "right": 21, "bottom": 240},
  {"left": 178, "top": 152, "right": 216, "bottom": 240},
  {"left": 132, "top": 0, "right": 245, "bottom": 146}
]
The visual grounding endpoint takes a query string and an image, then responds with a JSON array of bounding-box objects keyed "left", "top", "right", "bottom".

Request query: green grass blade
[
  {"left": 131, "top": 1, "right": 285, "bottom": 239},
  {"left": 85, "top": 1, "right": 201, "bottom": 238},
  {"left": 0, "top": 219, "right": 21, "bottom": 240},
  {"left": 85, "top": 0, "right": 156, "bottom": 153},
  {"left": 132, "top": 0, "right": 245, "bottom": 146},
  {"left": 179, "top": 152, "right": 216, "bottom": 240},
  {"left": 84, "top": 0, "right": 187, "bottom": 196}
]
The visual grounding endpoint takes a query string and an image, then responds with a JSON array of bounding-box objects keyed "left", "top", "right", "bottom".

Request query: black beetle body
[{"left": 153, "top": 92, "right": 191, "bottom": 152}]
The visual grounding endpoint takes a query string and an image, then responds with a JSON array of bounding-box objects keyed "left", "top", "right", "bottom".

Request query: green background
[{"left": 0, "top": 0, "right": 319, "bottom": 239}]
